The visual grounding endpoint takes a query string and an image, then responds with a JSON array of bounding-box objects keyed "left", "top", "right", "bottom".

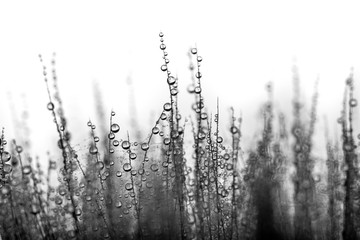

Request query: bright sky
[{"left": 1, "top": 1, "right": 360, "bottom": 158}]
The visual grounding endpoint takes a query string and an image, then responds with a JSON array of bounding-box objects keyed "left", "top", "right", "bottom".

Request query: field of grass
[{"left": 0, "top": 32, "right": 359, "bottom": 240}]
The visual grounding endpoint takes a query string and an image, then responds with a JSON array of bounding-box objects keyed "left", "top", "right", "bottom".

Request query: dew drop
[
  {"left": 163, "top": 103, "right": 172, "bottom": 112},
  {"left": 195, "top": 72, "right": 202, "bottom": 79},
  {"left": 55, "top": 196, "right": 63, "bottom": 205},
  {"left": 161, "top": 65, "right": 168, "bottom": 72},
  {"left": 22, "top": 165, "right": 32, "bottom": 175},
  {"left": 141, "top": 142, "right": 149, "bottom": 151},
  {"left": 160, "top": 43, "right": 166, "bottom": 50},
  {"left": 160, "top": 112, "right": 167, "bottom": 120},
  {"left": 163, "top": 138, "right": 171, "bottom": 145},
  {"left": 350, "top": 98, "right": 358, "bottom": 107},
  {"left": 115, "top": 200, "right": 122, "bottom": 208},
  {"left": 75, "top": 208, "right": 82, "bottom": 216},
  {"left": 108, "top": 132, "right": 115, "bottom": 140},
  {"left": 3, "top": 164, "right": 12, "bottom": 173},
  {"left": 125, "top": 183, "right": 133, "bottom": 191},
  {"left": 123, "top": 163, "right": 132, "bottom": 172},
  {"left": 152, "top": 127, "right": 160, "bottom": 134},
  {"left": 1, "top": 151, "right": 11, "bottom": 162},
  {"left": 95, "top": 161, "right": 104, "bottom": 170},
  {"left": 16, "top": 146, "right": 23, "bottom": 153},
  {"left": 113, "top": 140, "right": 120, "bottom": 147},
  {"left": 167, "top": 76, "right": 176, "bottom": 85},
  {"left": 230, "top": 126, "right": 239, "bottom": 134},
  {"left": 200, "top": 112, "right": 208, "bottom": 120},
  {"left": 121, "top": 141, "right": 130, "bottom": 150},
  {"left": 89, "top": 146, "right": 98, "bottom": 155},
  {"left": 58, "top": 187, "right": 67, "bottom": 196},
  {"left": 159, "top": 32, "right": 164, "bottom": 37},
  {"left": 111, "top": 123, "right": 120, "bottom": 133},
  {"left": 47, "top": 102, "right": 54, "bottom": 111},
  {"left": 129, "top": 153, "right": 137, "bottom": 160},
  {"left": 187, "top": 85, "right": 195, "bottom": 94},
  {"left": 191, "top": 48, "right": 197, "bottom": 54},
  {"left": 116, "top": 171, "right": 122, "bottom": 177},
  {"left": 150, "top": 164, "right": 159, "bottom": 172}
]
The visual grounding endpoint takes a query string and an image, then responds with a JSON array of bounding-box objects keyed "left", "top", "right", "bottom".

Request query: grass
[{"left": 0, "top": 32, "right": 359, "bottom": 240}]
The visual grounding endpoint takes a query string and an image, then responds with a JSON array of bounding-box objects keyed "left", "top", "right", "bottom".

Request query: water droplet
[
  {"left": 150, "top": 164, "right": 159, "bottom": 172},
  {"left": 141, "top": 143, "right": 149, "bottom": 151},
  {"left": 122, "top": 141, "right": 130, "bottom": 150},
  {"left": 197, "top": 56, "right": 203, "bottom": 62},
  {"left": 125, "top": 183, "right": 133, "bottom": 191},
  {"left": 350, "top": 98, "right": 358, "bottom": 107},
  {"left": 75, "top": 208, "right": 82, "bottom": 216},
  {"left": 113, "top": 140, "right": 120, "bottom": 147},
  {"left": 163, "top": 103, "right": 172, "bottom": 111},
  {"left": 230, "top": 126, "right": 239, "bottom": 134},
  {"left": 1, "top": 151, "right": 11, "bottom": 162},
  {"left": 115, "top": 200, "right": 122, "bottom": 208},
  {"left": 130, "top": 153, "right": 137, "bottom": 160},
  {"left": 58, "top": 187, "right": 67, "bottom": 196},
  {"left": 111, "top": 123, "right": 120, "bottom": 133},
  {"left": 15, "top": 146, "right": 23, "bottom": 153},
  {"left": 123, "top": 163, "right": 132, "bottom": 172},
  {"left": 116, "top": 171, "right": 122, "bottom": 177},
  {"left": 201, "top": 112, "right": 207, "bottom": 120},
  {"left": 159, "top": 32, "right": 164, "bottom": 38},
  {"left": 198, "top": 132, "right": 206, "bottom": 140},
  {"left": 55, "top": 196, "right": 63, "bottom": 205},
  {"left": 89, "top": 146, "right": 98, "bottom": 155},
  {"left": 161, "top": 65, "right": 168, "bottom": 72},
  {"left": 163, "top": 138, "right": 171, "bottom": 145},
  {"left": 108, "top": 132, "right": 115, "bottom": 140},
  {"left": 94, "top": 136, "right": 100, "bottom": 142},
  {"left": 47, "top": 102, "right": 54, "bottom": 111},
  {"left": 95, "top": 161, "right": 104, "bottom": 170},
  {"left": 167, "top": 76, "right": 176, "bottom": 85},
  {"left": 171, "top": 88, "right": 178, "bottom": 96},
  {"left": 152, "top": 127, "right": 160, "bottom": 134},
  {"left": 3, "top": 164, "right": 12, "bottom": 173},
  {"left": 160, "top": 43, "right": 166, "bottom": 50},
  {"left": 191, "top": 48, "right": 197, "bottom": 54},
  {"left": 217, "top": 136, "right": 223, "bottom": 143},
  {"left": 111, "top": 111, "right": 116, "bottom": 116},
  {"left": 22, "top": 165, "right": 32, "bottom": 174},
  {"left": 160, "top": 112, "right": 167, "bottom": 120},
  {"left": 187, "top": 85, "right": 195, "bottom": 93},
  {"left": 195, "top": 72, "right": 202, "bottom": 79}
]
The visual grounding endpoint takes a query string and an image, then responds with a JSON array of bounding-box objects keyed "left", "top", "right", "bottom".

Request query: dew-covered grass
[{"left": 0, "top": 32, "right": 359, "bottom": 240}]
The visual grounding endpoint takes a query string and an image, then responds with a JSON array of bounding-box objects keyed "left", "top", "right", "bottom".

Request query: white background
[{"left": 1, "top": 0, "right": 360, "bottom": 159}]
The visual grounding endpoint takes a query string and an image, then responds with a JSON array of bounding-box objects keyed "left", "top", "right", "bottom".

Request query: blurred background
[{"left": 1, "top": 0, "right": 360, "bottom": 160}]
